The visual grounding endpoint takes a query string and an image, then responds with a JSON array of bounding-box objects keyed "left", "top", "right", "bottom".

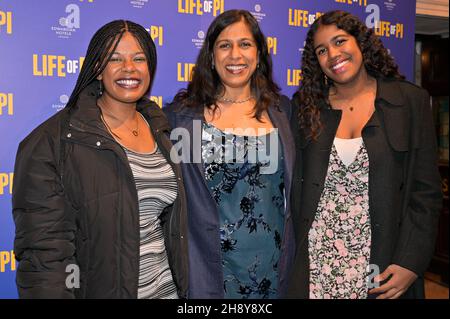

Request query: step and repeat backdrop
[{"left": 0, "top": 0, "right": 415, "bottom": 298}]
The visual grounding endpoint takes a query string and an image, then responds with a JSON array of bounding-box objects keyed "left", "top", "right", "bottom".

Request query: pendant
[{"left": 132, "top": 130, "right": 138, "bottom": 136}]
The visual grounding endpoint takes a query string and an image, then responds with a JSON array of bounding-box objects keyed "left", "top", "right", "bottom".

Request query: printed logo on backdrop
[
  {"left": 267, "top": 36, "right": 277, "bottom": 55},
  {"left": 52, "top": 94, "right": 69, "bottom": 112},
  {"left": 51, "top": 4, "right": 80, "bottom": 39},
  {"left": 365, "top": 4, "right": 404, "bottom": 39},
  {"left": 145, "top": 26, "right": 164, "bottom": 46},
  {"left": 384, "top": 0, "right": 397, "bottom": 11},
  {"left": 0, "top": 172, "right": 13, "bottom": 196},
  {"left": 192, "top": 30, "right": 205, "bottom": 49},
  {"left": 150, "top": 96, "right": 163, "bottom": 108},
  {"left": 335, "top": 0, "right": 368, "bottom": 7},
  {"left": 0, "top": 10, "right": 13, "bottom": 34},
  {"left": 33, "top": 54, "right": 85, "bottom": 77},
  {"left": 298, "top": 40, "right": 306, "bottom": 54},
  {"left": 288, "top": 8, "right": 323, "bottom": 28},
  {"left": 178, "top": 0, "right": 225, "bottom": 17},
  {"left": 251, "top": 4, "right": 266, "bottom": 22},
  {"left": 287, "top": 68, "right": 302, "bottom": 87},
  {"left": 130, "top": 0, "right": 149, "bottom": 9},
  {"left": 177, "top": 62, "right": 195, "bottom": 82},
  {"left": 0, "top": 93, "right": 13, "bottom": 116},
  {"left": 0, "top": 251, "right": 16, "bottom": 273}
]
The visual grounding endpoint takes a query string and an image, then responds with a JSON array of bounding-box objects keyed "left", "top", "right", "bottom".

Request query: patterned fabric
[
  {"left": 124, "top": 145, "right": 179, "bottom": 299},
  {"left": 308, "top": 141, "right": 371, "bottom": 299},
  {"left": 202, "top": 122, "right": 285, "bottom": 299}
]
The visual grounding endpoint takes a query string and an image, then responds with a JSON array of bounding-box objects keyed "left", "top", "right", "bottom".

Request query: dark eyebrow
[
  {"left": 216, "top": 37, "right": 254, "bottom": 43},
  {"left": 314, "top": 33, "right": 350, "bottom": 51},
  {"left": 110, "top": 51, "right": 145, "bottom": 55}
]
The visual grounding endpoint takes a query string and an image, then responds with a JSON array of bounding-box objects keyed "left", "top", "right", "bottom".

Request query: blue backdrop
[{"left": 0, "top": 0, "right": 416, "bottom": 298}]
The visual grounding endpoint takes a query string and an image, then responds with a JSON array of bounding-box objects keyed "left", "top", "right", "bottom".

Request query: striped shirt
[{"left": 124, "top": 144, "right": 179, "bottom": 299}]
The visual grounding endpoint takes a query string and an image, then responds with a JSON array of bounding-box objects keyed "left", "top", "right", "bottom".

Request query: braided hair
[
  {"left": 296, "top": 10, "right": 404, "bottom": 140},
  {"left": 65, "top": 20, "right": 157, "bottom": 109}
]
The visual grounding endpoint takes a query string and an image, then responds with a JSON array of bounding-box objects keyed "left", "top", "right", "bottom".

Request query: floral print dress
[
  {"left": 308, "top": 140, "right": 371, "bottom": 299},
  {"left": 202, "top": 122, "right": 285, "bottom": 299}
]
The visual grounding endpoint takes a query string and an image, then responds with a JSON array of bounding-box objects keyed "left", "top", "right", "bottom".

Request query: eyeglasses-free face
[
  {"left": 313, "top": 24, "right": 365, "bottom": 86},
  {"left": 97, "top": 31, "right": 151, "bottom": 107},
  {"left": 213, "top": 20, "right": 259, "bottom": 95}
]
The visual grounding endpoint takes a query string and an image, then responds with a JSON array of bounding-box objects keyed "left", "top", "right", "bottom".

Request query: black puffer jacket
[{"left": 12, "top": 83, "right": 189, "bottom": 298}]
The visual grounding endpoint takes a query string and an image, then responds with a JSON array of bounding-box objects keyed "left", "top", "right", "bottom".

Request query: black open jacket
[
  {"left": 12, "top": 82, "right": 189, "bottom": 298},
  {"left": 287, "top": 78, "right": 442, "bottom": 298}
]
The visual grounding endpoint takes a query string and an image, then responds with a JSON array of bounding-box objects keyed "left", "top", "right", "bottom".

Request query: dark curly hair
[
  {"left": 296, "top": 10, "right": 404, "bottom": 140},
  {"left": 173, "top": 9, "right": 280, "bottom": 120}
]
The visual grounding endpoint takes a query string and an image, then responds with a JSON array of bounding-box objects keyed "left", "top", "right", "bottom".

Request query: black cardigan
[{"left": 287, "top": 78, "right": 442, "bottom": 298}]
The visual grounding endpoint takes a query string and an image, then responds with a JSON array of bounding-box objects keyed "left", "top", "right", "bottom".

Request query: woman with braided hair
[
  {"left": 288, "top": 11, "right": 442, "bottom": 299},
  {"left": 12, "top": 20, "right": 188, "bottom": 298}
]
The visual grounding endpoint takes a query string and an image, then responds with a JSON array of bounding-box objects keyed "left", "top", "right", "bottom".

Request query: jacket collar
[
  {"left": 374, "top": 78, "right": 409, "bottom": 151},
  {"left": 317, "top": 78, "right": 409, "bottom": 151},
  {"left": 300, "top": 78, "right": 408, "bottom": 150},
  {"left": 316, "top": 77, "right": 405, "bottom": 109},
  {"left": 375, "top": 77, "right": 405, "bottom": 107}
]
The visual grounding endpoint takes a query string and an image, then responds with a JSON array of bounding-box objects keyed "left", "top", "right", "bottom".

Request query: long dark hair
[
  {"left": 296, "top": 10, "right": 404, "bottom": 140},
  {"left": 173, "top": 9, "right": 280, "bottom": 120},
  {"left": 66, "top": 20, "right": 157, "bottom": 109}
]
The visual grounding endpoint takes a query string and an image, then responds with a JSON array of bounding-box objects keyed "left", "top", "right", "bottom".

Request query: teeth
[
  {"left": 332, "top": 60, "right": 349, "bottom": 70},
  {"left": 116, "top": 79, "right": 139, "bottom": 86},
  {"left": 226, "top": 65, "right": 246, "bottom": 71}
]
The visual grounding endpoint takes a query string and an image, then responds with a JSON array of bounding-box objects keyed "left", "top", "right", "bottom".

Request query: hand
[{"left": 368, "top": 264, "right": 418, "bottom": 299}]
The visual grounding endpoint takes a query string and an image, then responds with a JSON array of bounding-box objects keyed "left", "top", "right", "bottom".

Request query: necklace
[
  {"left": 99, "top": 107, "right": 139, "bottom": 139},
  {"left": 217, "top": 95, "right": 254, "bottom": 104}
]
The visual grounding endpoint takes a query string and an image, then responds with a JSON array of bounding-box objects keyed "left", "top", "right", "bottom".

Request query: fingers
[
  {"left": 391, "top": 290, "right": 405, "bottom": 299},
  {"left": 369, "top": 267, "right": 394, "bottom": 295},
  {"left": 376, "top": 287, "right": 406, "bottom": 299},
  {"left": 374, "top": 266, "right": 393, "bottom": 284},
  {"left": 369, "top": 265, "right": 416, "bottom": 299},
  {"left": 369, "top": 279, "right": 394, "bottom": 295},
  {"left": 376, "top": 287, "right": 401, "bottom": 299}
]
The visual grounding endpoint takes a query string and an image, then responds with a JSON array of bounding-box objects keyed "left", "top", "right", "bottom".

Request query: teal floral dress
[{"left": 202, "top": 122, "right": 285, "bottom": 299}]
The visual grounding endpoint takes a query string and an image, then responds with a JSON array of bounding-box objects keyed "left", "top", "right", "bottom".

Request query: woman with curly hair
[{"left": 287, "top": 11, "right": 442, "bottom": 299}]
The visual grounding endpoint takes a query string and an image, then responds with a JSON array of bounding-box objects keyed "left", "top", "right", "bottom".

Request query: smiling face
[
  {"left": 97, "top": 31, "right": 150, "bottom": 106},
  {"left": 313, "top": 24, "right": 366, "bottom": 86},
  {"left": 213, "top": 19, "right": 259, "bottom": 94}
]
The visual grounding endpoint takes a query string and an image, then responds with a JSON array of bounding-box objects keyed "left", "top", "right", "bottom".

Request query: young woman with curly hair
[{"left": 287, "top": 10, "right": 442, "bottom": 299}]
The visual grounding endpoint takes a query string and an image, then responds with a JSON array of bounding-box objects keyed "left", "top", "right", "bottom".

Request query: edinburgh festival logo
[
  {"left": 51, "top": 4, "right": 80, "bottom": 39},
  {"left": 129, "top": 0, "right": 149, "bottom": 9},
  {"left": 52, "top": 94, "right": 69, "bottom": 112},
  {"left": 384, "top": 0, "right": 397, "bottom": 11},
  {"left": 251, "top": 4, "right": 266, "bottom": 22},
  {"left": 192, "top": 30, "right": 205, "bottom": 49}
]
